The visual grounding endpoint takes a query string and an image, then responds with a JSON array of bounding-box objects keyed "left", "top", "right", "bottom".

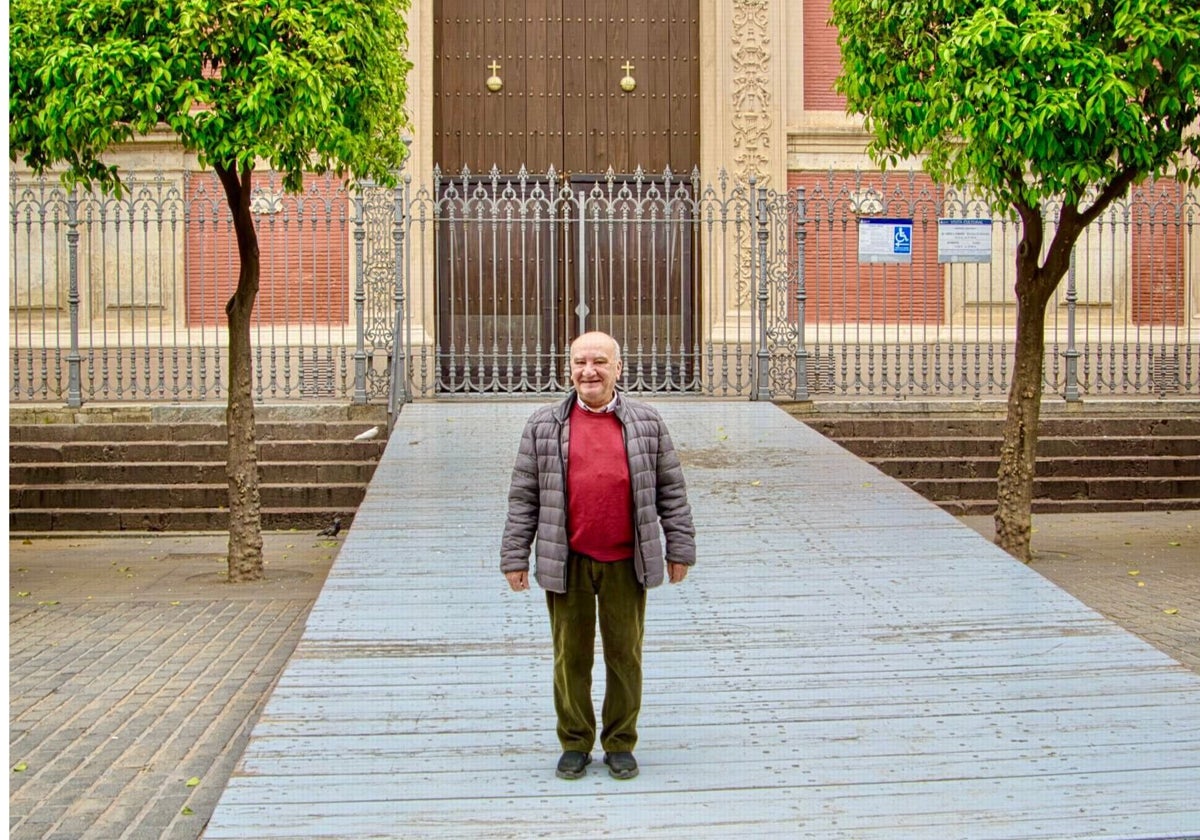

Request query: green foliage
[
  {"left": 831, "top": 0, "right": 1200, "bottom": 211},
  {"left": 9, "top": 0, "right": 412, "bottom": 194}
]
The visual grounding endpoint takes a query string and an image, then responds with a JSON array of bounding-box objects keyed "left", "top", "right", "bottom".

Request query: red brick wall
[
  {"left": 184, "top": 173, "right": 350, "bottom": 326},
  {"left": 788, "top": 171, "right": 944, "bottom": 324},
  {"left": 803, "top": 0, "right": 846, "bottom": 111},
  {"left": 1130, "top": 181, "right": 1186, "bottom": 326}
]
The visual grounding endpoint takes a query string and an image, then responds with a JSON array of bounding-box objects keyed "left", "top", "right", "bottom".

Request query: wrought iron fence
[{"left": 9, "top": 167, "right": 1199, "bottom": 409}]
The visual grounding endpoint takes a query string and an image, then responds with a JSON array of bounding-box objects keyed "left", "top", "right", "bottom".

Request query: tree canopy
[
  {"left": 10, "top": 0, "right": 412, "bottom": 580},
  {"left": 831, "top": 0, "right": 1200, "bottom": 562},
  {"left": 10, "top": 0, "right": 412, "bottom": 193},
  {"left": 833, "top": 0, "right": 1200, "bottom": 212}
]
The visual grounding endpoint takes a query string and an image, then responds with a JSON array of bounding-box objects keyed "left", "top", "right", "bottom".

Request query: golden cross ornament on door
[{"left": 619, "top": 61, "right": 636, "bottom": 93}]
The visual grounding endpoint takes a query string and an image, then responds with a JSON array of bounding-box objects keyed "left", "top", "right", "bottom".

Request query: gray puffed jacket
[{"left": 501, "top": 391, "right": 696, "bottom": 593}]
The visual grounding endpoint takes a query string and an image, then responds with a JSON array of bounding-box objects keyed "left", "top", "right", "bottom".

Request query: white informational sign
[
  {"left": 858, "top": 217, "right": 913, "bottom": 264},
  {"left": 938, "top": 218, "right": 993, "bottom": 263}
]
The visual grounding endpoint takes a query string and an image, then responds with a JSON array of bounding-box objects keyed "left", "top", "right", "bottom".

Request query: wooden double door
[{"left": 433, "top": 0, "right": 700, "bottom": 391}]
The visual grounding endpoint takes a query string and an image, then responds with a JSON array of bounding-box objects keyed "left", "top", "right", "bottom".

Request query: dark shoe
[
  {"left": 555, "top": 750, "right": 591, "bottom": 780},
  {"left": 603, "top": 751, "right": 639, "bottom": 780}
]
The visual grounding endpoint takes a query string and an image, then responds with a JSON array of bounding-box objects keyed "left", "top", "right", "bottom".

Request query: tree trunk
[
  {"left": 993, "top": 281, "right": 1049, "bottom": 563},
  {"left": 991, "top": 179, "right": 1137, "bottom": 562},
  {"left": 217, "top": 164, "right": 265, "bottom": 582}
]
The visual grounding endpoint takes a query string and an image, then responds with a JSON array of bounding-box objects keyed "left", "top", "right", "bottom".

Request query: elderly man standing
[{"left": 501, "top": 331, "right": 696, "bottom": 780}]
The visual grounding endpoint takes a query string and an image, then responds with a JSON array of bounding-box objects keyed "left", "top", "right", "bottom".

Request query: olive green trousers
[{"left": 546, "top": 553, "right": 647, "bottom": 753}]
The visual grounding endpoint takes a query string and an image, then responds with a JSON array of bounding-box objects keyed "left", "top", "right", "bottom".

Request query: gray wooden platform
[{"left": 204, "top": 402, "right": 1200, "bottom": 840}]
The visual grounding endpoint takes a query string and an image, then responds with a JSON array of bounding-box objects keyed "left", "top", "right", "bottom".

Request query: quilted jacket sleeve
[
  {"left": 500, "top": 418, "right": 540, "bottom": 574},
  {"left": 654, "top": 416, "right": 697, "bottom": 566}
]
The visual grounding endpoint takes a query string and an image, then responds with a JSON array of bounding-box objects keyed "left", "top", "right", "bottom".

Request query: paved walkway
[
  {"left": 206, "top": 401, "right": 1197, "bottom": 839},
  {"left": 7, "top": 403, "right": 1199, "bottom": 839},
  {"left": 962, "top": 511, "right": 1199, "bottom": 674},
  {"left": 9, "top": 534, "right": 338, "bottom": 840}
]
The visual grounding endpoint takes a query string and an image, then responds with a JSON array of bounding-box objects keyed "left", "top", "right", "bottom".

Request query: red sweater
[{"left": 567, "top": 403, "right": 635, "bottom": 561}]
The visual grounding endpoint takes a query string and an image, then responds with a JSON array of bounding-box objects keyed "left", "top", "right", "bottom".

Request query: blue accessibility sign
[{"left": 858, "top": 217, "right": 914, "bottom": 264}]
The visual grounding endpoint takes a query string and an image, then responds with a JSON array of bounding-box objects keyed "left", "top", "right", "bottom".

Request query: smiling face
[{"left": 570, "top": 332, "right": 623, "bottom": 408}]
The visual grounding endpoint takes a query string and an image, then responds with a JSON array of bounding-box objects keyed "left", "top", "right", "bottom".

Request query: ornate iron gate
[
  {"left": 10, "top": 169, "right": 1200, "bottom": 409},
  {"left": 431, "top": 167, "right": 698, "bottom": 393}
]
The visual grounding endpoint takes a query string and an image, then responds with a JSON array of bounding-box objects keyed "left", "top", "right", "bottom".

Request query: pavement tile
[
  {"left": 9, "top": 514, "right": 1199, "bottom": 840},
  {"left": 9, "top": 532, "right": 339, "bottom": 840}
]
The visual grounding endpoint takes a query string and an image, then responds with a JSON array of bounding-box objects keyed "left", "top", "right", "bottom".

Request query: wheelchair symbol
[{"left": 893, "top": 225, "right": 912, "bottom": 254}]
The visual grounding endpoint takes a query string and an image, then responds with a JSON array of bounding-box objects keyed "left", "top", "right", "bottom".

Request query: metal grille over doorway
[{"left": 434, "top": 166, "right": 699, "bottom": 393}]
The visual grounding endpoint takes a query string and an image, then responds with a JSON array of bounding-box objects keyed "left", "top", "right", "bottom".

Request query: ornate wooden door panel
[
  {"left": 568, "top": 175, "right": 696, "bottom": 389},
  {"left": 435, "top": 0, "right": 698, "bottom": 175},
  {"left": 435, "top": 0, "right": 567, "bottom": 175},
  {"left": 562, "top": 0, "right": 698, "bottom": 175},
  {"left": 434, "top": 176, "right": 564, "bottom": 391},
  {"left": 433, "top": 0, "right": 699, "bottom": 392}
]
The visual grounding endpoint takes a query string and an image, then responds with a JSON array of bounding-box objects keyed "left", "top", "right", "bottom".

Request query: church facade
[{"left": 9, "top": 0, "right": 1197, "bottom": 403}]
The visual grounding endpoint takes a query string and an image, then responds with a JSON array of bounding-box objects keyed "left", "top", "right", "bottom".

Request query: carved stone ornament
[{"left": 731, "top": 0, "right": 772, "bottom": 190}]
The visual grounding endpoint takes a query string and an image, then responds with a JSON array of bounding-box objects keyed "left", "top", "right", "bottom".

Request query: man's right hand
[{"left": 505, "top": 570, "right": 530, "bottom": 592}]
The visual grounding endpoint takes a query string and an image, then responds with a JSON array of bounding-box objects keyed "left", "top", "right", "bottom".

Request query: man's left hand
[{"left": 668, "top": 562, "right": 689, "bottom": 584}]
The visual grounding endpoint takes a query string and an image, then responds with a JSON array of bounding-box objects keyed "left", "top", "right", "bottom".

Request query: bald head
[
  {"left": 570, "top": 331, "right": 623, "bottom": 408},
  {"left": 571, "top": 331, "right": 621, "bottom": 361}
]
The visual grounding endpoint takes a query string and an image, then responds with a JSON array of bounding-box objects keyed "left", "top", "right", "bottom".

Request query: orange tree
[
  {"left": 10, "top": 0, "right": 412, "bottom": 580},
  {"left": 831, "top": 0, "right": 1200, "bottom": 561}
]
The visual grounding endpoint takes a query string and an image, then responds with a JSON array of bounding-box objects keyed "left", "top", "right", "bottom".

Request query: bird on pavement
[
  {"left": 354, "top": 426, "right": 381, "bottom": 441},
  {"left": 317, "top": 517, "right": 342, "bottom": 537}
]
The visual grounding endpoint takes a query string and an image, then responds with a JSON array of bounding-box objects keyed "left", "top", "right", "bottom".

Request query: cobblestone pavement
[
  {"left": 8, "top": 532, "right": 338, "bottom": 840},
  {"left": 960, "top": 510, "right": 1199, "bottom": 674},
  {"left": 8, "top": 512, "right": 1199, "bottom": 840}
]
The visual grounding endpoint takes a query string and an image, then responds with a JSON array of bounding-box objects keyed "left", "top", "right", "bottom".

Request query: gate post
[
  {"left": 576, "top": 188, "right": 589, "bottom": 334},
  {"left": 352, "top": 181, "right": 369, "bottom": 404},
  {"left": 793, "top": 187, "right": 810, "bottom": 402},
  {"left": 752, "top": 185, "right": 770, "bottom": 400},
  {"left": 65, "top": 188, "right": 83, "bottom": 408},
  {"left": 1062, "top": 247, "right": 1081, "bottom": 403},
  {"left": 388, "top": 165, "right": 411, "bottom": 420}
]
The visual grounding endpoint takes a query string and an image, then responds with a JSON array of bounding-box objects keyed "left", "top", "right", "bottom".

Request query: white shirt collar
[{"left": 576, "top": 393, "right": 619, "bottom": 414}]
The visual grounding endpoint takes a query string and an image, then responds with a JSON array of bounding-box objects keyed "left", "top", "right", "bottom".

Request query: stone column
[
  {"left": 402, "top": 0, "right": 438, "bottom": 384},
  {"left": 699, "top": 0, "right": 789, "bottom": 360}
]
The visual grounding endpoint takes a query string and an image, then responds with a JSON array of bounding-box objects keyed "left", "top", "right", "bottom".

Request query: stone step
[
  {"left": 10, "top": 483, "right": 367, "bottom": 510},
  {"left": 939, "top": 497, "right": 1200, "bottom": 516},
  {"left": 9, "top": 461, "right": 381, "bottom": 485},
  {"left": 8, "top": 420, "right": 386, "bottom": 443},
  {"left": 9, "top": 507, "right": 350, "bottom": 532},
  {"left": 872, "top": 455, "right": 1200, "bottom": 480},
  {"left": 8, "top": 404, "right": 388, "bottom": 532},
  {"left": 9, "top": 439, "right": 386, "bottom": 463},
  {"left": 904, "top": 475, "right": 1200, "bottom": 503},
  {"left": 9, "top": 403, "right": 384, "bottom": 425},
  {"left": 839, "top": 435, "right": 1200, "bottom": 458},
  {"left": 799, "top": 410, "right": 1200, "bottom": 515},
  {"left": 801, "top": 415, "right": 1200, "bottom": 438}
]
